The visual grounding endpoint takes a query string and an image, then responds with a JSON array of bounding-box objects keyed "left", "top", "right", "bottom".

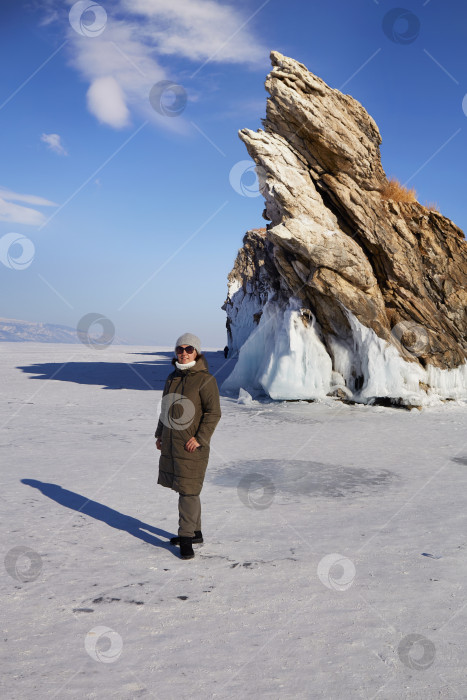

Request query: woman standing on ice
[{"left": 155, "top": 333, "right": 221, "bottom": 560}]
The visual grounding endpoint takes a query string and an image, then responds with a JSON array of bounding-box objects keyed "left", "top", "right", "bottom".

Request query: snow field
[{"left": 1, "top": 343, "right": 466, "bottom": 699}]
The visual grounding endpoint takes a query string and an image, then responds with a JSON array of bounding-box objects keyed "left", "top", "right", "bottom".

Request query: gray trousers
[{"left": 178, "top": 494, "right": 201, "bottom": 537}]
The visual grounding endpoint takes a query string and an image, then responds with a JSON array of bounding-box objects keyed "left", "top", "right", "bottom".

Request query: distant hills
[
  {"left": 0, "top": 317, "right": 81, "bottom": 343},
  {"left": 0, "top": 317, "right": 129, "bottom": 344}
]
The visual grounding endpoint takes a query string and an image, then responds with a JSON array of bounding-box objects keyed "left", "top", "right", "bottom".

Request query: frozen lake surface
[{"left": 1, "top": 343, "right": 466, "bottom": 699}]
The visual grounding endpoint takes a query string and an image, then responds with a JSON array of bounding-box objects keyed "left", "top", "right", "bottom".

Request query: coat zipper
[{"left": 168, "top": 369, "right": 190, "bottom": 451}]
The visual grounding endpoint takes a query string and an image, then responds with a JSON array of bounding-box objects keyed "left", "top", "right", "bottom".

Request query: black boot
[
  {"left": 179, "top": 537, "right": 194, "bottom": 560},
  {"left": 170, "top": 530, "right": 203, "bottom": 546}
]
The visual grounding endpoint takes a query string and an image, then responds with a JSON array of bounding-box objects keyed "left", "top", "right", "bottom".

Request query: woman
[{"left": 155, "top": 333, "right": 221, "bottom": 559}]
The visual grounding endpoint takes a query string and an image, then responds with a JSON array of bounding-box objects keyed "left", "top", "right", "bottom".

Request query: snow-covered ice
[
  {"left": 223, "top": 294, "right": 467, "bottom": 407},
  {"left": 1, "top": 343, "right": 467, "bottom": 699}
]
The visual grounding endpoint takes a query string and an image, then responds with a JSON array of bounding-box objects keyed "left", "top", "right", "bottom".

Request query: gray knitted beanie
[{"left": 175, "top": 333, "right": 201, "bottom": 355}]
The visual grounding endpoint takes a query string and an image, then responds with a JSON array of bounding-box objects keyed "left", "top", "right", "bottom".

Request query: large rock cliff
[{"left": 222, "top": 51, "right": 467, "bottom": 407}]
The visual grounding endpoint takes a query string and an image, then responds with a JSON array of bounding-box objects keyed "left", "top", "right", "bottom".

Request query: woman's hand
[
  {"left": 156, "top": 438, "right": 162, "bottom": 450},
  {"left": 184, "top": 437, "right": 201, "bottom": 453}
]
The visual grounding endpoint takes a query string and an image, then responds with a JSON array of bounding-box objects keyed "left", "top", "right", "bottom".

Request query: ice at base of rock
[{"left": 222, "top": 296, "right": 467, "bottom": 407}]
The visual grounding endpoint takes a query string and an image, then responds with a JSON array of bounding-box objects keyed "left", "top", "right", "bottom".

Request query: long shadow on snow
[
  {"left": 16, "top": 350, "right": 236, "bottom": 392},
  {"left": 21, "top": 479, "right": 176, "bottom": 553}
]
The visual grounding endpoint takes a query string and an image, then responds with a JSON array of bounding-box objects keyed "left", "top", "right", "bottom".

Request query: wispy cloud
[
  {"left": 38, "top": 8, "right": 60, "bottom": 27},
  {"left": 41, "top": 132, "right": 69, "bottom": 155},
  {"left": 66, "top": 16, "right": 168, "bottom": 131},
  {"left": 0, "top": 187, "right": 58, "bottom": 226},
  {"left": 42, "top": 0, "right": 269, "bottom": 130},
  {"left": 120, "top": 0, "right": 268, "bottom": 65}
]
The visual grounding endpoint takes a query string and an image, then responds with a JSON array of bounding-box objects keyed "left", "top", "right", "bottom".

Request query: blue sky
[{"left": 0, "top": 0, "right": 466, "bottom": 347}]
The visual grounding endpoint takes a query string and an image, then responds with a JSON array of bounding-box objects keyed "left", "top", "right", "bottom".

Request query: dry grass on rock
[{"left": 381, "top": 177, "right": 417, "bottom": 203}]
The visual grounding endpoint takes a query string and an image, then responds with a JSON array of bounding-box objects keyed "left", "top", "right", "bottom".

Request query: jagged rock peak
[{"left": 223, "top": 52, "right": 467, "bottom": 407}]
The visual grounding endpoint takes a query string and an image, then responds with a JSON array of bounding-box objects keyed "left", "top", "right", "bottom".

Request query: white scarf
[{"left": 175, "top": 360, "right": 196, "bottom": 370}]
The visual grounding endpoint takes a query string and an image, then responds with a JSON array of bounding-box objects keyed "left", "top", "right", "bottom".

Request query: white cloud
[
  {"left": 87, "top": 75, "right": 130, "bottom": 128},
  {"left": 0, "top": 188, "right": 58, "bottom": 208},
  {"left": 41, "top": 133, "right": 69, "bottom": 155},
  {"left": 0, "top": 187, "right": 58, "bottom": 226},
  {"left": 59, "top": 0, "right": 269, "bottom": 129},
  {"left": 120, "top": 0, "right": 268, "bottom": 65},
  {"left": 66, "top": 18, "right": 168, "bottom": 130}
]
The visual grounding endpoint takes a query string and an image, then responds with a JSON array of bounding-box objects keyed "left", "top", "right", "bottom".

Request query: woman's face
[{"left": 176, "top": 344, "right": 197, "bottom": 364}]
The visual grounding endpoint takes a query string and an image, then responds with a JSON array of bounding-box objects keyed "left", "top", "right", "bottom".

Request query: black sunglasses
[{"left": 176, "top": 345, "right": 196, "bottom": 354}]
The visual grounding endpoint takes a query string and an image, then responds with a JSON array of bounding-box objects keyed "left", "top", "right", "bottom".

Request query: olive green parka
[{"left": 155, "top": 354, "right": 221, "bottom": 495}]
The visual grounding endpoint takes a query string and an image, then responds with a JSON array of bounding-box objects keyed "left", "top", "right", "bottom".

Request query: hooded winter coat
[{"left": 155, "top": 354, "right": 221, "bottom": 496}]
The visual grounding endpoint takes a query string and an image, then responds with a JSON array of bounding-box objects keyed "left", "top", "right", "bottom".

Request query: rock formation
[{"left": 222, "top": 51, "right": 467, "bottom": 407}]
